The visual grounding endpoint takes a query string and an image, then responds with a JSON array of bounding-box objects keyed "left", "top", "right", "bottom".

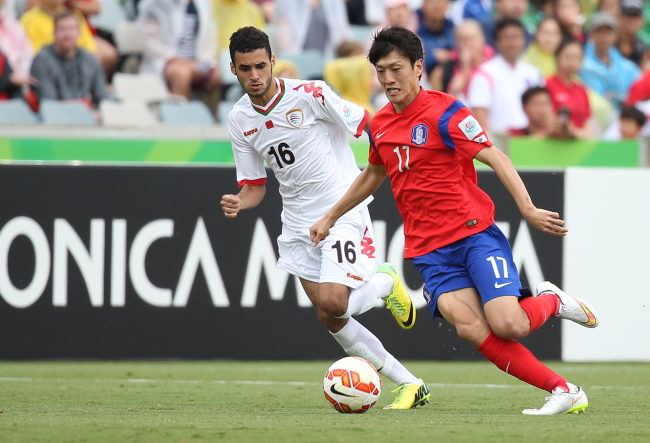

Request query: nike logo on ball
[
  {"left": 494, "top": 282, "right": 513, "bottom": 289},
  {"left": 330, "top": 384, "right": 353, "bottom": 397}
]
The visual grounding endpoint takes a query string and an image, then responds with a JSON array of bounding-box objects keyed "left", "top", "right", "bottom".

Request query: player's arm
[
  {"left": 221, "top": 184, "right": 266, "bottom": 218},
  {"left": 475, "top": 146, "right": 568, "bottom": 236},
  {"left": 310, "top": 163, "right": 387, "bottom": 246}
]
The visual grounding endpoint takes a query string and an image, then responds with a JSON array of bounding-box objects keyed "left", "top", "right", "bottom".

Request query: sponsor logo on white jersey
[{"left": 339, "top": 101, "right": 354, "bottom": 124}]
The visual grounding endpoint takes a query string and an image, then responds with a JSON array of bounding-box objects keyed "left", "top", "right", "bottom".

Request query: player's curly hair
[
  {"left": 229, "top": 26, "right": 272, "bottom": 63},
  {"left": 368, "top": 25, "right": 424, "bottom": 69}
]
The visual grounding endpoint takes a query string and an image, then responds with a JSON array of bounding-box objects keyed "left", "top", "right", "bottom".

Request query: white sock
[
  {"left": 336, "top": 273, "right": 395, "bottom": 319},
  {"left": 331, "top": 317, "right": 419, "bottom": 386}
]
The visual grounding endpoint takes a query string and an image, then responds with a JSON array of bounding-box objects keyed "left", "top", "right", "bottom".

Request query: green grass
[{"left": 0, "top": 361, "right": 649, "bottom": 443}]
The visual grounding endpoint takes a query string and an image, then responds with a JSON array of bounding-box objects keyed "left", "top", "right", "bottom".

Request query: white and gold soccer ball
[{"left": 323, "top": 357, "right": 382, "bottom": 413}]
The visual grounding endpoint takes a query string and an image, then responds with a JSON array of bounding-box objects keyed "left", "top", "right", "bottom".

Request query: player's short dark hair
[
  {"left": 368, "top": 25, "right": 424, "bottom": 68},
  {"left": 494, "top": 17, "right": 525, "bottom": 41},
  {"left": 229, "top": 26, "right": 272, "bottom": 63},
  {"left": 521, "top": 86, "right": 549, "bottom": 106},
  {"left": 620, "top": 105, "right": 647, "bottom": 127},
  {"left": 555, "top": 38, "right": 582, "bottom": 57}
]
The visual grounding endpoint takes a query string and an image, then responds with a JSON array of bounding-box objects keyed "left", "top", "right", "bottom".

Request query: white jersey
[{"left": 228, "top": 77, "right": 372, "bottom": 227}]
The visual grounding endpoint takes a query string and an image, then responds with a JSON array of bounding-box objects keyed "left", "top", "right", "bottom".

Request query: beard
[{"left": 247, "top": 76, "right": 273, "bottom": 98}]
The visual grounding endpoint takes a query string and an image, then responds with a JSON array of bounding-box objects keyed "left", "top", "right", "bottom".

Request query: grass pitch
[{"left": 0, "top": 361, "right": 649, "bottom": 443}]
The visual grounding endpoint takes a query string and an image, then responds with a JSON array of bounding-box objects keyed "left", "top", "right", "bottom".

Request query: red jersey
[
  {"left": 368, "top": 89, "right": 495, "bottom": 259},
  {"left": 545, "top": 75, "right": 591, "bottom": 129}
]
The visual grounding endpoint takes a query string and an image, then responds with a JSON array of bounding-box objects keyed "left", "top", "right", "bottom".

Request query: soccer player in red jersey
[{"left": 311, "top": 26, "right": 601, "bottom": 415}]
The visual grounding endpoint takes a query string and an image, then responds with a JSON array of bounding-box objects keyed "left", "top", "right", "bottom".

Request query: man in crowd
[
  {"left": 467, "top": 17, "right": 543, "bottom": 134},
  {"left": 417, "top": 0, "right": 455, "bottom": 75},
  {"left": 30, "top": 11, "right": 107, "bottom": 106},
  {"left": 580, "top": 11, "right": 641, "bottom": 109}
]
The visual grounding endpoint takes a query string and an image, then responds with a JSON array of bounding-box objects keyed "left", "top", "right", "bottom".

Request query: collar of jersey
[
  {"left": 250, "top": 78, "right": 285, "bottom": 116},
  {"left": 391, "top": 87, "right": 425, "bottom": 115}
]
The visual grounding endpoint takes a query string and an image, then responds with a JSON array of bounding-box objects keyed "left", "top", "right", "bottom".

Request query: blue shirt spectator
[
  {"left": 579, "top": 13, "right": 642, "bottom": 109},
  {"left": 417, "top": 0, "right": 455, "bottom": 74}
]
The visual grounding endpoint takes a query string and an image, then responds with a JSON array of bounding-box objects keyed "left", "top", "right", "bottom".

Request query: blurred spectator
[
  {"left": 617, "top": 0, "right": 647, "bottom": 68},
  {"left": 603, "top": 104, "right": 648, "bottom": 138},
  {"left": 431, "top": 19, "right": 495, "bottom": 101},
  {"left": 522, "top": 16, "right": 562, "bottom": 77},
  {"left": 274, "top": 59, "right": 298, "bottom": 78},
  {"left": 467, "top": 17, "right": 543, "bottom": 134},
  {"left": 625, "top": 69, "right": 650, "bottom": 105},
  {"left": 274, "top": 0, "right": 350, "bottom": 60},
  {"left": 138, "top": 0, "right": 221, "bottom": 101},
  {"left": 0, "top": 51, "right": 26, "bottom": 100},
  {"left": 554, "top": 0, "right": 587, "bottom": 44},
  {"left": 324, "top": 41, "right": 375, "bottom": 111},
  {"left": 509, "top": 86, "right": 560, "bottom": 136},
  {"left": 214, "top": 0, "right": 265, "bottom": 54},
  {"left": 0, "top": 0, "right": 15, "bottom": 18},
  {"left": 0, "top": 0, "right": 34, "bottom": 83},
  {"left": 20, "top": 0, "right": 97, "bottom": 54},
  {"left": 483, "top": 0, "right": 532, "bottom": 47},
  {"left": 618, "top": 105, "right": 646, "bottom": 138},
  {"left": 597, "top": 0, "right": 620, "bottom": 18},
  {"left": 345, "top": 0, "right": 367, "bottom": 25},
  {"left": 64, "top": 0, "right": 119, "bottom": 80},
  {"left": 546, "top": 39, "right": 593, "bottom": 138},
  {"left": 580, "top": 12, "right": 641, "bottom": 109},
  {"left": 30, "top": 11, "right": 107, "bottom": 106},
  {"left": 417, "top": 0, "right": 455, "bottom": 75},
  {"left": 383, "top": 0, "right": 417, "bottom": 32}
]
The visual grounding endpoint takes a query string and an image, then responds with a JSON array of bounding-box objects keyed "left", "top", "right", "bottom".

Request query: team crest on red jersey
[{"left": 411, "top": 124, "right": 428, "bottom": 146}]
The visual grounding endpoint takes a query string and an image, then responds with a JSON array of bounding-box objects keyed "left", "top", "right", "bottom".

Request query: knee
[
  {"left": 165, "top": 65, "right": 192, "bottom": 85},
  {"left": 491, "top": 316, "right": 529, "bottom": 339},
  {"left": 455, "top": 321, "right": 490, "bottom": 346},
  {"left": 318, "top": 296, "right": 348, "bottom": 319}
]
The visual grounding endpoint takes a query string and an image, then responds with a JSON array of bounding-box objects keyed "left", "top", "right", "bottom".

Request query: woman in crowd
[
  {"left": 430, "top": 19, "right": 494, "bottom": 102},
  {"left": 545, "top": 39, "right": 593, "bottom": 138},
  {"left": 555, "top": 0, "right": 588, "bottom": 44},
  {"left": 522, "top": 17, "right": 563, "bottom": 78}
]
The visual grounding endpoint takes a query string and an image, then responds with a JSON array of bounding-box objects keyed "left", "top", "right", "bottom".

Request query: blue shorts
[{"left": 413, "top": 224, "right": 523, "bottom": 319}]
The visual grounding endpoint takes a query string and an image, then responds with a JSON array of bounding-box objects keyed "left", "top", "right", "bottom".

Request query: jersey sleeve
[
  {"left": 367, "top": 132, "right": 384, "bottom": 166},
  {"left": 442, "top": 102, "right": 494, "bottom": 161},
  {"left": 228, "top": 113, "right": 267, "bottom": 188},
  {"left": 297, "top": 80, "right": 370, "bottom": 138}
]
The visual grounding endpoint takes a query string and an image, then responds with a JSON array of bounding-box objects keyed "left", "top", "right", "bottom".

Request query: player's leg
[{"left": 436, "top": 287, "right": 588, "bottom": 414}]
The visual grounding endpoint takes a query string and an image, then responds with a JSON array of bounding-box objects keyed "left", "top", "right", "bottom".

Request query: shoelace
[
  {"left": 390, "top": 384, "right": 408, "bottom": 405},
  {"left": 385, "top": 294, "right": 406, "bottom": 316},
  {"left": 539, "top": 390, "right": 566, "bottom": 411}
]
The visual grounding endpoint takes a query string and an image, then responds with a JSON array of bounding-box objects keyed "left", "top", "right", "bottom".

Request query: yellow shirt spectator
[
  {"left": 213, "top": 0, "right": 265, "bottom": 53},
  {"left": 21, "top": 7, "right": 97, "bottom": 54},
  {"left": 324, "top": 55, "right": 375, "bottom": 113}
]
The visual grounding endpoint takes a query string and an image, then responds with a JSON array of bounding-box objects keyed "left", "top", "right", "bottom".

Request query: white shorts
[{"left": 277, "top": 207, "right": 376, "bottom": 289}]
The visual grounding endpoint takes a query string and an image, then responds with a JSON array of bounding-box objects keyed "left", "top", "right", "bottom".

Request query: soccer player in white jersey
[{"left": 221, "top": 26, "right": 430, "bottom": 409}]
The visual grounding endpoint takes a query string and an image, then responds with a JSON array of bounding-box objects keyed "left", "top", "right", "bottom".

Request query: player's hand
[
  {"left": 310, "top": 217, "right": 334, "bottom": 247},
  {"left": 523, "top": 208, "right": 568, "bottom": 236},
  {"left": 221, "top": 194, "right": 242, "bottom": 218}
]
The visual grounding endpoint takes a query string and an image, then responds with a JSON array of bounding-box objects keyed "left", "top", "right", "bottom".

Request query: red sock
[
  {"left": 478, "top": 332, "right": 569, "bottom": 392},
  {"left": 519, "top": 295, "right": 558, "bottom": 333}
]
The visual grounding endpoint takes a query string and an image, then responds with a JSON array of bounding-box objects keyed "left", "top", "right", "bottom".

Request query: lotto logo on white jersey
[{"left": 458, "top": 115, "right": 484, "bottom": 140}]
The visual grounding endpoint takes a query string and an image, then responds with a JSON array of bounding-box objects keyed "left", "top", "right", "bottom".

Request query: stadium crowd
[{"left": 1, "top": 0, "right": 650, "bottom": 137}]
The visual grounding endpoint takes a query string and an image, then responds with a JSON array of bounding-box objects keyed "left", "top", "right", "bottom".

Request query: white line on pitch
[{"left": 0, "top": 377, "right": 648, "bottom": 390}]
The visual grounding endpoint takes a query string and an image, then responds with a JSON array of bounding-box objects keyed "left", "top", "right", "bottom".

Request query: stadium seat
[
  {"left": 217, "top": 101, "right": 235, "bottom": 124},
  {"left": 40, "top": 100, "right": 96, "bottom": 125},
  {"left": 0, "top": 99, "right": 39, "bottom": 124},
  {"left": 113, "top": 21, "right": 144, "bottom": 55},
  {"left": 90, "top": 0, "right": 128, "bottom": 33},
  {"left": 224, "top": 85, "right": 245, "bottom": 102},
  {"left": 277, "top": 50, "right": 324, "bottom": 80},
  {"left": 349, "top": 25, "right": 374, "bottom": 44},
  {"left": 159, "top": 101, "right": 215, "bottom": 125},
  {"left": 100, "top": 100, "right": 158, "bottom": 127},
  {"left": 113, "top": 73, "right": 174, "bottom": 103},
  {"left": 220, "top": 50, "right": 238, "bottom": 86}
]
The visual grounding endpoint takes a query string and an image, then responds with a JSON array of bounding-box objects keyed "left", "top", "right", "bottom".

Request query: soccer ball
[{"left": 323, "top": 356, "right": 382, "bottom": 413}]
